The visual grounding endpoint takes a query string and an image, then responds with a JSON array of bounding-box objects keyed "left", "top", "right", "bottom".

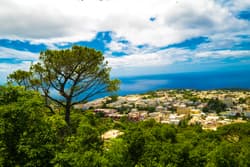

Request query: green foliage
[
  {"left": 203, "top": 98, "right": 227, "bottom": 113},
  {"left": 138, "top": 106, "right": 156, "bottom": 113},
  {"left": 7, "top": 70, "right": 33, "bottom": 89},
  {"left": 0, "top": 85, "right": 56, "bottom": 166},
  {"left": 143, "top": 91, "right": 158, "bottom": 98},
  {"left": 182, "top": 90, "right": 199, "bottom": 102},
  {"left": 52, "top": 117, "right": 105, "bottom": 167},
  {"left": 206, "top": 141, "right": 250, "bottom": 167},
  {"left": 8, "top": 46, "right": 120, "bottom": 125},
  {"left": 104, "top": 138, "right": 130, "bottom": 167},
  {"left": 0, "top": 84, "right": 20, "bottom": 104},
  {"left": 117, "top": 105, "right": 131, "bottom": 114},
  {"left": 238, "top": 98, "right": 246, "bottom": 104},
  {"left": 1, "top": 86, "right": 250, "bottom": 166},
  {"left": 106, "top": 94, "right": 119, "bottom": 104}
]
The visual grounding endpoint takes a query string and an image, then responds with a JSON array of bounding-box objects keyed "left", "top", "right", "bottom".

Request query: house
[
  {"left": 128, "top": 111, "right": 148, "bottom": 121},
  {"left": 155, "top": 105, "right": 165, "bottom": 112},
  {"left": 94, "top": 108, "right": 117, "bottom": 116},
  {"left": 101, "top": 129, "right": 124, "bottom": 140},
  {"left": 206, "top": 115, "right": 219, "bottom": 121},
  {"left": 168, "top": 114, "right": 180, "bottom": 125},
  {"left": 176, "top": 106, "right": 190, "bottom": 115},
  {"left": 244, "top": 111, "right": 250, "bottom": 118}
]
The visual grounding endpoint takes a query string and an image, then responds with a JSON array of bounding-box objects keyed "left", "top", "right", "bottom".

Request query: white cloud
[
  {"left": 0, "top": 0, "right": 249, "bottom": 78},
  {"left": 0, "top": 0, "right": 249, "bottom": 47},
  {"left": 108, "top": 41, "right": 129, "bottom": 53},
  {"left": 106, "top": 38, "right": 250, "bottom": 74},
  {"left": 217, "top": 0, "right": 250, "bottom": 13},
  {"left": 0, "top": 47, "right": 38, "bottom": 60},
  {"left": 0, "top": 47, "right": 37, "bottom": 84},
  {"left": 106, "top": 48, "right": 189, "bottom": 68},
  {"left": 0, "top": 61, "right": 32, "bottom": 84},
  {"left": 195, "top": 50, "right": 250, "bottom": 58},
  {"left": 0, "top": 61, "right": 31, "bottom": 73},
  {"left": 198, "top": 35, "right": 238, "bottom": 51}
]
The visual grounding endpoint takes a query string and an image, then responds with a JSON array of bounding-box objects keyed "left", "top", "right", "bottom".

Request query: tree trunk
[
  {"left": 65, "top": 102, "right": 71, "bottom": 125},
  {"left": 45, "top": 96, "right": 55, "bottom": 114}
]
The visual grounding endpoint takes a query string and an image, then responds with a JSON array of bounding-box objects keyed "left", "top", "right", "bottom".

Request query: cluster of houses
[{"left": 75, "top": 89, "right": 250, "bottom": 130}]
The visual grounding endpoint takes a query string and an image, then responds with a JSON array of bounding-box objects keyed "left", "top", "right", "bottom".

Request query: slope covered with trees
[{"left": 0, "top": 85, "right": 250, "bottom": 167}]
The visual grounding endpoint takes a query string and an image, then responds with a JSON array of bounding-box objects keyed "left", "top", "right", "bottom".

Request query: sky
[{"left": 0, "top": 0, "right": 250, "bottom": 84}]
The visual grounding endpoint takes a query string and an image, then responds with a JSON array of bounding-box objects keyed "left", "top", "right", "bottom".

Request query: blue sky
[{"left": 0, "top": 0, "right": 249, "bottom": 84}]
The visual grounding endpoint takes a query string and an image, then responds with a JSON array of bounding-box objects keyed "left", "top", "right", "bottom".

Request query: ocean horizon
[
  {"left": 2, "top": 69, "right": 249, "bottom": 101},
  {"left": 115, "top": 70, "right": 250, "bottom": 96}
]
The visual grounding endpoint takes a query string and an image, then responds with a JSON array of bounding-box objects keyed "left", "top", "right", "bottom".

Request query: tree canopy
[
  {"left": 8, "top": 46, "right": 120, "bottom": 125},
  {"left": 203, "top": 98, "right": 227, "bottom": 113},
  {"left": 0, "top": 85, "right": 57, "bottom": 166}
]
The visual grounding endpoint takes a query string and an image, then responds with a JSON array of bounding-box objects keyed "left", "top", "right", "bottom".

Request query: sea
[{"left": 115, "top": 70, "right": 250, "bottom": 96}]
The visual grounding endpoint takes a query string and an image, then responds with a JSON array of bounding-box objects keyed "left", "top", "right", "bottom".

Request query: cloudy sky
[{"left": 0, "top": 0, "right": 249, "bottom": 83}]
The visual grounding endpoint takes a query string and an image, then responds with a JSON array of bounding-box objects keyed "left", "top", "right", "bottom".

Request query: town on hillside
[{"left": 74, "top": 89, "right": 250, "bottom": 131}]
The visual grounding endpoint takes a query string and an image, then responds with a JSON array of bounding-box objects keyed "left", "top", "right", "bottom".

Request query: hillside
[
  {"left": 1, "top": 86, "right": 250, "bottom": 166},
  {"left": 79, "top": 89, "right": 250, "bottom": 130}
]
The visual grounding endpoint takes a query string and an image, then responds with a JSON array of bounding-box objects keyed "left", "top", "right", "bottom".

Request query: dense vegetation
[
  {"left": 203, "top": 98, "right": 227, "bottom": 114},
  {"left": 1, "top": 85, "right": 250, "bottom": 166}
]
